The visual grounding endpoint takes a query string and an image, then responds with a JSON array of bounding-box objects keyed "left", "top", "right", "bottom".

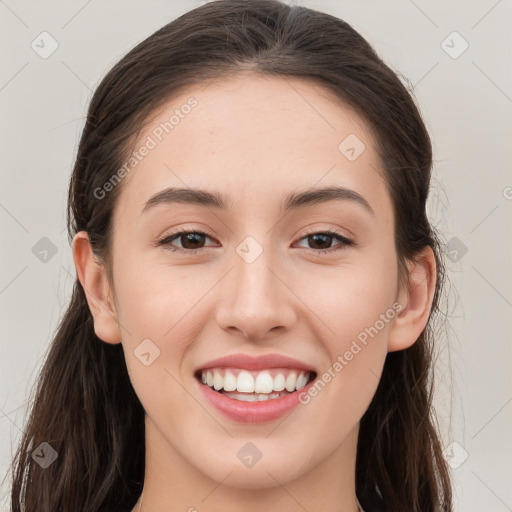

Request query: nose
[{"left": 215, "top": 245, "right": 297, "bottom": 342}]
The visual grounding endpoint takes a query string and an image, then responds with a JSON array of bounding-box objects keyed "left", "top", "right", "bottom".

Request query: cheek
[
  {"left": 295, "top": 253, "right": 397, "bottom": 421},
  {"left": 114, "top": 256, "right": 201, "bottom": 335},
  {"left": 295, "top": 306, "right": 392, "bottom": 461},
  {"left": 300, "top": 253, "right": 398, "bottom": 342},
  {"left": 114, "top": 260, "right": 200, "bottom": 403},
  {"left": 119, "top": 278, "right": 198, "bottom": 435}
]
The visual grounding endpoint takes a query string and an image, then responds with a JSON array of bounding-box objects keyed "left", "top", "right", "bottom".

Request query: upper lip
[{"left": 195, "top": 353, "right": 318, "bottom": 374}]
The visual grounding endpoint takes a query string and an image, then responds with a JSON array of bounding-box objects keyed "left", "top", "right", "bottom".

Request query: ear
[
  {"left": 72, "top": 231, "right": 122, "bottom": 344},
  {"left": 388, "top": 246, "right": 437, "bottom": 352}
]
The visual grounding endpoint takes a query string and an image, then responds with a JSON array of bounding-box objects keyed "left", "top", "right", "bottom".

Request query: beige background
[{"left": 1, "top": 1, "right": 511, "bottom": 510}]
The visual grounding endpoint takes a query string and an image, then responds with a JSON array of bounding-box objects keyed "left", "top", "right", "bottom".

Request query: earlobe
[
  {"left": 72, "top": 231, "right": 122, "bottom": 344},
  {"left": 388, "top": 246, "right": 437, "bottom": 352}
]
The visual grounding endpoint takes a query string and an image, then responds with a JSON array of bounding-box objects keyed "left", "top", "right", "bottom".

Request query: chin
[{"left": 199, "top": 456, "right": 307, "bottom": 490}]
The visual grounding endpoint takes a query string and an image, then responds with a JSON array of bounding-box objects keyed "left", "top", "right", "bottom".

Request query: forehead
[{"left": 113, "top": 73, "right": 392, "bottom": 223}]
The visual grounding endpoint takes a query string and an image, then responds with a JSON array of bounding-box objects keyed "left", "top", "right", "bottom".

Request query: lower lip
[{"left": 195, "top": 377, "right": 316, "bottom": 423}]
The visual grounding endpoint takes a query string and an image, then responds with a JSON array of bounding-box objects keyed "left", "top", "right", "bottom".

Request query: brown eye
[
  {"left": 175, "top": 232, "right": 207, "bottom": 250},
  {"left": 294, "top": 230, "right": 354, "bottom": 254},
  {"left": 157, "top": 229, "right": 218, "bottom": 254}
]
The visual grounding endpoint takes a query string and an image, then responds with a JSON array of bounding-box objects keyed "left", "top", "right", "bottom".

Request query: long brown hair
[{"left": 9, "top": 1, "right": 452, "bottom": 510}]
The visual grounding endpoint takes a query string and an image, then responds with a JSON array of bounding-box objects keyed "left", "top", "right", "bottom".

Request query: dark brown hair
[{"left": 9, "top": 1, "right": 452, "bottom": 510}]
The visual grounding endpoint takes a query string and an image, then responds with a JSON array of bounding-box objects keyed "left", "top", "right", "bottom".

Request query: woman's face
[{"left": 96, "top": 74, "right": 404, "bottom": 488}]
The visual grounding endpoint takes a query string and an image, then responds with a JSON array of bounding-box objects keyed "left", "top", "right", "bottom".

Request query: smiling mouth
[{"left": 194, "top": 368, "right": 318, "bottom": 402}]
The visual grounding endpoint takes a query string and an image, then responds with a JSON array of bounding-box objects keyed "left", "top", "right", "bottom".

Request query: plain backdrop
[{"left": 0, "top": 1, "right": 511, "bottom": 511}]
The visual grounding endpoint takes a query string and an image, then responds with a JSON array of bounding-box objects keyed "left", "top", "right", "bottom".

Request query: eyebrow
[{"left": 141, "top": 185, "right": 374, "bottom": 216}]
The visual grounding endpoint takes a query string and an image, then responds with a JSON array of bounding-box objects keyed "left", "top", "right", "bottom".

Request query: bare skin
[{"left": 73, "top": 73, "right": 436, "bottom": 512}]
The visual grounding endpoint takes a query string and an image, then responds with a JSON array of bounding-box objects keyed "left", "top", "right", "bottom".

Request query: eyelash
[{"left": 156, "top": 227, "right": 354, "bottom": 255}]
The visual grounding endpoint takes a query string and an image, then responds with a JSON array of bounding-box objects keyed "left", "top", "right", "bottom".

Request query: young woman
[{"left": 10, "top": 1, "right": 453, "bottom": 510}]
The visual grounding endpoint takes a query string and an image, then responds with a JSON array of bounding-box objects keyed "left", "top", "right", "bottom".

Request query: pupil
[
  {"left": 309, "top": 234, "right": 331, "bottom": 250},
  {"left": 182, "top": 233, "right": 204, "bottom": 249}
]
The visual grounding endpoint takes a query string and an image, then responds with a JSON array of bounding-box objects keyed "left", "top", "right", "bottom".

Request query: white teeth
[
  {"left": 222, "top": 392, "right": 259, "bottom": 402},
  {"left": 296, "top": 372, "right": 308, "bottom": 390},
  {"left": 199, "top": 368, "right": 312, "bottom": 394},
  {"left": 254, "top": 372, "right": 274, "bottom": 393},
  {"left": 223, "top": 371, "right": 237, "bottom": 391},
  {"left": 237, "top": 370, "right": 254, "bottom": 392},
  {"left": 213, "top": 370, "right": 223, "bottom": 391},
  {"left": 221, "top": 390, "right": 289, "bottom": 402},
  {"left": 272, "top": 373, "right": 286, "bottom": 391},
  {"left": 285, "top": 373, "right": 297, "bottom": 392}
]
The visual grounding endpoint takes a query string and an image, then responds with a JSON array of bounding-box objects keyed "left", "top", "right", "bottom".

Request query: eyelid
[{"left": 297, "top": 226, "right": 354, "bottom": 244}]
